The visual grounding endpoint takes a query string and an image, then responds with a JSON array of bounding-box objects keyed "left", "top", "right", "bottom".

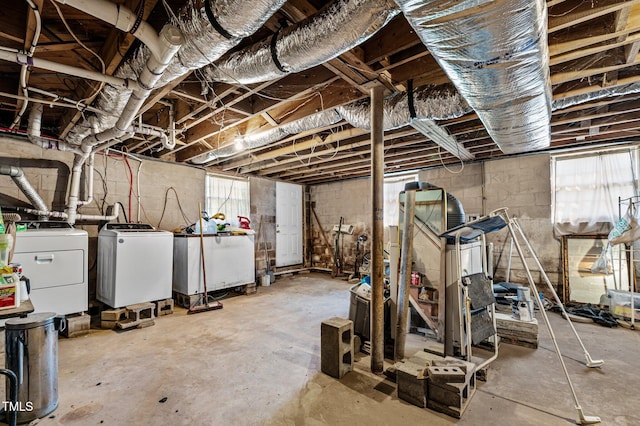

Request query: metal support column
[
  {"left": 395, "top": 189, "right": 415, "bottom": 361},
  {"left": 370, "top": 85, "right": 385, "bottom": 374}
]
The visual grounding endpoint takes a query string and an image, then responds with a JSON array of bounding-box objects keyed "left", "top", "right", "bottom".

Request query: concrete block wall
[
  {"left": 310, "top": 153, "right": 561, "bottom": 294},
  {"left": 0, "top": 136, "right": 206, "bottom": 301},
  {"left": 311, "top": 178, "right": 372, "bottom": 271},
  {"left": 420, "top": 154, "right": 558, "bottom": 292}
]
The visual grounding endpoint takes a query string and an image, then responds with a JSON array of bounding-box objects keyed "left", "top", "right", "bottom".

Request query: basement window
[
  {"left": 384, "top": 174, "right": 418, "bottom": 227},
  {"left": 551, "top": 146, "right": 639, "bottom": 235},
  {"left": 205, "top": 174, "right": 250, "bottom": 226}
]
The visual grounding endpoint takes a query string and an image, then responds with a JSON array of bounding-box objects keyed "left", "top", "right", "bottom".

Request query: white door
[{"left": 276, "top": 181, "right": 303, "bottom": 267}]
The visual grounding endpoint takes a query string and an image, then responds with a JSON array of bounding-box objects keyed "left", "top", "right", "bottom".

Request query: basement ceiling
[{"left": 1, "top": 0, "right": 640, "bottom": 185}]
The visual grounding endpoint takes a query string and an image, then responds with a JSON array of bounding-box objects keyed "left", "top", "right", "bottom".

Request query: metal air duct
[
  {"left": 552, "top": 81, "right": 640, "bottom": 111},
  {"left": 65, "top": 0, "right": 287, "bottom": 146},
  {"left": 204, "top": 0, "right": 399, "bottom": 84},
  {"left": 336, "top": 84, "right": 470, "bottom": 130},
  {"left": 395, "top": 0, "right": 552, "bottom": 154},
  {"left": 192, "top": 83, "right": 471, "bottom": 163},
  {"left": 0, "top": 165, "right": 48, "bottom": 216},
  {"left": 191, "top": 109, "right": 342, "bottom": 163}
]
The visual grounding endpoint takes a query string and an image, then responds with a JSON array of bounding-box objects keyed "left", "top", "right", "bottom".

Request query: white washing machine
[
  {"left": 97, "top": 223, "right": 173, "bottom": 308},
  {"left": 12, "top": 222, "right": 88, "bottom": 316}
]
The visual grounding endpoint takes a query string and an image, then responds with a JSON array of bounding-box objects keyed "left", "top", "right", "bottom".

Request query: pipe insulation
[
  {"left": 204, "top": 0, "right": 399, "bottom": 84},
  {"left": 190, "top": 109, "right": 343, "bottom": 163},
  {"left": 191, "top": 83, "right": 469, "bottom": 163},
  {"left": 64, "top": 0, "right": 286, "bottom": 146},
  {"left": 552, "top": 81, "right": 640, "bottom": 111},
  {"left": 395, "top": 0, "right": 552, "bottom": 154},
  {"left": 0, "top": 165, "right": 48, "bottom": 214},
  {"left": 336, "top": 83, "right": 470, "bottom": 130}
]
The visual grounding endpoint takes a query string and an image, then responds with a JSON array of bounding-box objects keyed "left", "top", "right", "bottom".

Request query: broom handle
[{"left": 198, "top": 203, "right": 208, "bottom": 303}]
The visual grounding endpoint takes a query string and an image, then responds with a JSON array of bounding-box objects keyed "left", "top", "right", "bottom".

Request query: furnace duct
[
  {"left": 552, "top": 81, "right": 640, "bottom": 111},
  {"left": 0, "top": 165, "right": 48, "bottom": 216},
  {"left": 395, "top": 0, "right": 552, "bottom": 154},
  {"left": 65, "top": 0, "right": 286, "bottom": 145},
  {"left": 336, "top": 84, "right": 470, "bottom": 131},
  {"left": 204, "top": 0, "right": 399, "bottom": 84},
  {"left": 191, "top": 109, "right": 343, "bottom": 163},
  {"left": 192, "top": 83, "right": 469, "bottom": 164}
]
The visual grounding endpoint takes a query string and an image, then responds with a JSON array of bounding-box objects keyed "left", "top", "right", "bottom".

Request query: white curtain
[
  {"left": 205, "top": 175, "right": 250, "bottom": 227},
  {"left": 384, "top": 174, "right": 417, "bottom": 226},
  {"left": 552, "top": 147, "right": 639, "bottom": 236}
]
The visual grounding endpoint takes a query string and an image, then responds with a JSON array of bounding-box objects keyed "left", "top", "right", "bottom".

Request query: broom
[{"left": 188, "top": 203, "right": 223, "bottom": 314}]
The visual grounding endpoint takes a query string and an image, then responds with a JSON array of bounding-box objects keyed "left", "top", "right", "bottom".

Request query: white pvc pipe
[
  {"left": 66, "top": 24, "right": 183, "bottom": 224},
  {"left": 77, "top": 152, "right": 94, "bottom": 207},
  {"left": 10, "top": 0, "right": 42, "bottom": 130},
  {"left": 54, "top": 0, "right": 164, "bottom": 61},
  {"left": 27, "top": 103, "right": 83, "bottom": 154},
  {"left": 0, "top": 89, "right": 109, "bottom": 116},
  {"left": 17, "top": 201, "right": 120, "bottom": 222},
  {"left": 0, "top": 49, "right": 135, "bottom": 89}
]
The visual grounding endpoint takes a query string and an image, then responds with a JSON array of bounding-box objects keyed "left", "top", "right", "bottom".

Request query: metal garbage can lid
[{"left": 5, "top": 312, "right": 57, "bottom": 330}]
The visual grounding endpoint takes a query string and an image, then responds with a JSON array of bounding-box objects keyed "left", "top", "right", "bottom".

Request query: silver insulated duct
[
  {"left": 65, "top": 0, "right": 286, "bottom": 145},
  {"left": 336, "top": 84, "right": 470, "bottom": 130},
  {"left": 204, "top": 0, "right": 399, "bottom": 84},
  {"left": 395, "top": 0, "right": 552, "bottom": 154},
  {"left": 192, "top": 83, "right": 470, "bottom": 163},
  {"left": 191, "top": 109, "right": 343, "bottom": 163}
]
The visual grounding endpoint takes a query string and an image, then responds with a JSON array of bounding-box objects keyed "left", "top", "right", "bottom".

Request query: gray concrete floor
[{"left": 1, "top": 272, "right": 639, "bottom": 425}]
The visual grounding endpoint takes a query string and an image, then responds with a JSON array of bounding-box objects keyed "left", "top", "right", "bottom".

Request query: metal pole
[
  {"left": 395, "top": 189, "right": 415, "bottom": 361},
  {"left": 370, "top": 85, "right": 385, "bottom": 374}
]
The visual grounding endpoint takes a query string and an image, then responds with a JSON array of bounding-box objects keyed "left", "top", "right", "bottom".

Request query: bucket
[
  {"left": 260, "top": 274, "right": 271, "bottom": 287},
  {"left": 5, "top": 313, "right": 65, "bottom": 423}
]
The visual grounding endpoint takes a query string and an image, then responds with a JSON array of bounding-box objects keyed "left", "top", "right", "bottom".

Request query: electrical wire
[
  {"left": 158, "top": 187, "right": 193, "bottom": 229},
  {"left": 115, "top": 201, "right": 129, "bottom": 223},
  {"left": 50, "top": 0, "right": 106, "bottom": 103},
  {"left": 438, "top": 145, "right": 465, "bottom": 174}
]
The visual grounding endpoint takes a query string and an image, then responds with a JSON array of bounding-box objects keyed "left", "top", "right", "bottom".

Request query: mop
[
  {"left": 498, "top": 208, "right": 601, "bottom": 425},
  {"left": 188, "top": 203, "right": 223, "bottom": 314}
]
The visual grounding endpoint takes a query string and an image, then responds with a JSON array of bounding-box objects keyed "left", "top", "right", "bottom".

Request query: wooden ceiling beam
[
  {"left": 59, "top": 0, "right": 159, "bottom": 138},
  {"left": 549, "top": 0, "right": 640, "bottom": 34}
]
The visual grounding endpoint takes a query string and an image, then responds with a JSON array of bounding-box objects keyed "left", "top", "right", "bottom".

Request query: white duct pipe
[
  {"left": 54, "top": 0, "right": 165, "bottom": 61},
  {"left": 27, "top": 103, "right": 83, "bottom": 154},
  {"left": 395, "top": 0, "right": 552, "bottom": 154},
  {"left": 10, "top": 0, "right": 41, "bottom": 130},
  {"left": 65, "top": 0, "right": 287, "bottom": 146},
  {"left": 0, "top": 165, "right": 48, "bottom": 215},
  {"left": 16, "top": 202, "right": 120, "bottom": 222},
  {"left": 66, "top": 24, "right": 183, "bottom": 224},
  {"left": 0, "top": 48, "right": 136, "bottom": 89},
  {"left": 76, "top": 152, "right": 94, "bottom": 207}
]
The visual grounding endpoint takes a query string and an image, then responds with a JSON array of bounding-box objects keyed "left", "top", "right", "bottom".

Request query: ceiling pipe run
[
  {"left": 27, "top": 103, "right": 83, "bottom": 154},
  {"left": 10, "top": 0, "right": 41, "bottom": 130},
  {"left": 64, "top": 0, "right": 287, "bottom": 146},
  {"left": 395, "top": 0, "right": 552, "bottom": 154},
  {"left": 65, "top": 20, "right": 184, "bottom": 224},
  {"left": 204, "top": 0, "right": 399, "bottom": 84}
]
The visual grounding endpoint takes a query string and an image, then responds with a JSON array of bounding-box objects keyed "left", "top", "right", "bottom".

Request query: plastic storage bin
[{"left": 608, "top": 289, "right": 640, "bottom": 320}]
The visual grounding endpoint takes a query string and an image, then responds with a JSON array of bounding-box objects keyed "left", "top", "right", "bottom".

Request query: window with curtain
[
  {"left": 384, "top": 174, "right": 418, "bottom": 226},
  {"left": 205, "top": 174, "right": 250, "bottom": 226},
  {"left": 551, "top": 147, "right": 639, "bottom": 235}
]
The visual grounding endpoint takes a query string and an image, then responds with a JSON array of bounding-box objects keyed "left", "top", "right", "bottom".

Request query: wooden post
[
  {"left": 395, "top": 189, "right": 415, "bottom": 361},
  {"left": 370, "top": 85, "right": 385, "bottom": 374}
]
